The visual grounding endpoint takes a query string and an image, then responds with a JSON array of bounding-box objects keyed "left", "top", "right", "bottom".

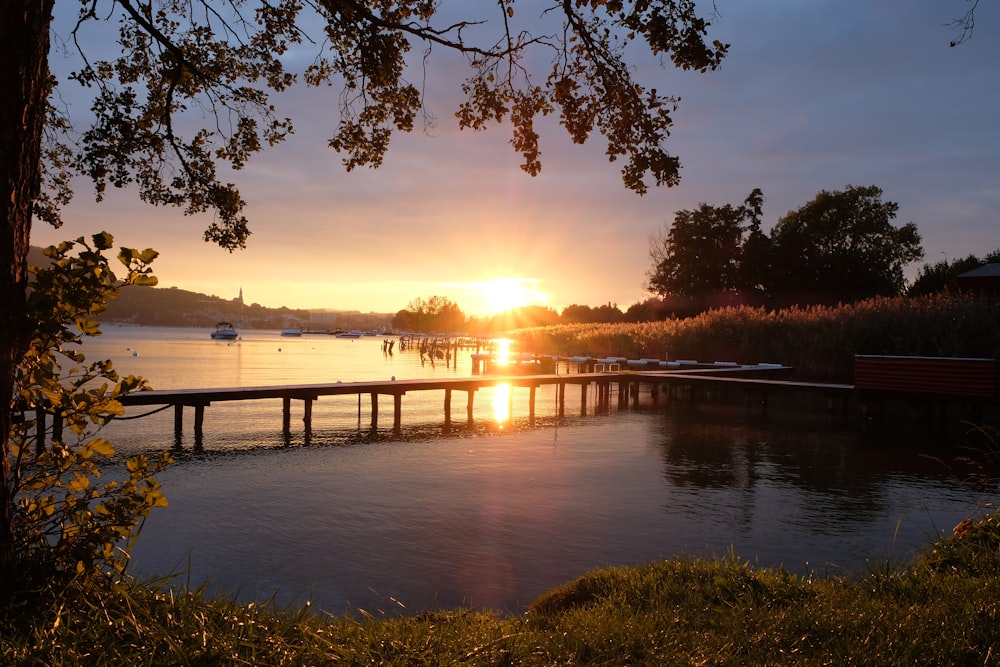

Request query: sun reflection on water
[
  {"left": 490, "top": 339, "right": 515, "bottom": 426},
  {"left": 493, "top": 338, "right": 513, "bottom": 366},
  {"left": 491, "top": 383, "right": 511, "bottom": 426}
]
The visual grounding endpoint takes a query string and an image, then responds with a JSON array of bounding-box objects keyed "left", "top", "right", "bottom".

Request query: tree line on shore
[
  {"left": 645, "top": 184, "right": 999, "bottom": 316},
  {"left": 394, "top": 184, "right": 999, "bottom": 334}
]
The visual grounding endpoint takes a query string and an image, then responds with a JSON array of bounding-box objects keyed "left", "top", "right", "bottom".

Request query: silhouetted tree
[
  {"left": 646, "top": 188, "right": 765, "bottom": 307},
  {"left": 392, "top": 309, "right": 416, "bottom": 332},
  {"left": 767, "top": 185, "right": 923, "bottom": 305},
  {"left": 561, "top": 304, "right": 592, "bottom": 324},
  {"left": 561, "top": 302, "right": 624, "bottom": 324},
  {"left": 401, "top": 296, "right": 465, "bottom": 333}
]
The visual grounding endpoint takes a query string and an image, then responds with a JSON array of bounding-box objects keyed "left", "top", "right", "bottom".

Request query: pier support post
[
  {"left": 282, "top": 397, "right": 291, "bottom": 437},
  {"left": 529, "top": 386, "right": 536, "bottom": 426},
  {"left": 393, "top": 393, "right": 402, "bottom": 435},
  {"left": 444, "top": 389, "right": 452, "bottom": 428},
  {"left": 371, "top": 393, "right": 379, "bottom": 429},
  {"left": 303, "top": 398, "right": 313, "bottom": 444},
  {"left": 580, "top": 384, "right": 588, "bottom": 416},
  {"left": 173, "top": 405, "right": 183, "bottom": 446},
  {"left": 193, "top": 404, "right": 205, "bottom": 448},
  {"left": 557, "top": 383, "right": 566, "bottom": 418},
  {"left": 467, "top": 390, "right": 475, "bottom": 425}
]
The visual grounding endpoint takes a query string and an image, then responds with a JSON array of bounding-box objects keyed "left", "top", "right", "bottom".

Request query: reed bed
[{"left": 512, "top": 293, "right": 1000, "bottom": 381}]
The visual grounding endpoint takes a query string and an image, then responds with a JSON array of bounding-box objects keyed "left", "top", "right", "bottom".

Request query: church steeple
[{"left": 235, "top": 287, "right": 244, "bottom": 306}]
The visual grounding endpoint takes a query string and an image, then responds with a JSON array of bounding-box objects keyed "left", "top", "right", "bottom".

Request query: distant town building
[{"left": 234, "top": 287, "right": 244, "bottom": 306}]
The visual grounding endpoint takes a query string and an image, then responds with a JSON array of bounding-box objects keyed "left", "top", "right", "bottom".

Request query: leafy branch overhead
[{"left": 42, "top": 0, "right": 727, "bottom": 250}]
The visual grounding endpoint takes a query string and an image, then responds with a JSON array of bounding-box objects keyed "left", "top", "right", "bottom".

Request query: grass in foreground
[{"left": 3, "top": 513, "right": 999, "bottom": 666}]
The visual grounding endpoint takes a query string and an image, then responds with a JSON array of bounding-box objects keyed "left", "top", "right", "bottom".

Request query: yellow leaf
[
  {"left": 89, "top": 438, "right": 115, "bottom": 458},
  {"left": 148, "top": 491, "right": 169, "bottom": 508},
  {"left": 67, "top": 473, "right": 91, "bottom": 493}
]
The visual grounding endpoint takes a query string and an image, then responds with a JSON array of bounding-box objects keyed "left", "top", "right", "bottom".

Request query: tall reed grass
[{"left": 512, "top": 294, "right": 1000, "bottom": 381}]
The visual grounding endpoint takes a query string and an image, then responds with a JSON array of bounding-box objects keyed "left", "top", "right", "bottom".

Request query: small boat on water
[
  {"left": 280, "top": 328, "right": 303, "bottom": 337},
  {"left": 211, "top": 322, "right": 239, "bottom": 340},
  {"left": 334, "top": 329, "right": 363, "bottom": 339}
]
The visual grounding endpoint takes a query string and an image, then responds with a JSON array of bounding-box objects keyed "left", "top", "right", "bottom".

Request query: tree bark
[{"left": 0, "top": 0, "right": 54, "bottom": 597}]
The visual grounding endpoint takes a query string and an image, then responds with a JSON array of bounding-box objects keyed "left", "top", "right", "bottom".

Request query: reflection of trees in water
[{"left": 651, "top": 405, "right": 936, "bottom": 533}]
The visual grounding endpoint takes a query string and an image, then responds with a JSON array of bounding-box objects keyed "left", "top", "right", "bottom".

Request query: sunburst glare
[{"left": 475, "top": 277, "right": 549, "bottom": 315}]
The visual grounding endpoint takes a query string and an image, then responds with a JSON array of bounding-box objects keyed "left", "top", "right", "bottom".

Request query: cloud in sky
[{"left": 34, "top": 1, "right": 1000, "bottom": 315}]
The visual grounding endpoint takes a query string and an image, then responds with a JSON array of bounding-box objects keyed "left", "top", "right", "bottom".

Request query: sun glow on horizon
[{"left": 471, "top": 277, "right": 550, "bottom": 315}]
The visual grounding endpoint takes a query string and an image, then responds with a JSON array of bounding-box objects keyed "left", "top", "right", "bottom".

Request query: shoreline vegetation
[
  {"left": 6, "top": 293, "right": 999, "bottom": 664},
  {"left": 507, "top": 293, "right": 1000, "bottom": 383},
  {"left": 3, "top": 512, "right": 998, "bottom": 664}
]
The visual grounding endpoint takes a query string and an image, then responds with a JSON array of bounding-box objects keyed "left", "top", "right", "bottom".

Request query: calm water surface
[{"left": 82, "top": 326, "right": 995, "bottom": 615}]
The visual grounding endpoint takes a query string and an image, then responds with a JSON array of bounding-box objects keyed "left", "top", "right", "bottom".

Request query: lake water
[{"left": 77, "top": 326, "right": 996, "bottom": 616}]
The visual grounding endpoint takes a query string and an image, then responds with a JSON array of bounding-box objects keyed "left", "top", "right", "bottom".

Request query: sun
[{"left": 478, "top": 277, "right": 548, "bottom": 314}]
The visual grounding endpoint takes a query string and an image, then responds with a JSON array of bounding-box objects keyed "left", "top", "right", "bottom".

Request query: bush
[{"left": 7, "top": 233, "right": 172, "bottom": 600}]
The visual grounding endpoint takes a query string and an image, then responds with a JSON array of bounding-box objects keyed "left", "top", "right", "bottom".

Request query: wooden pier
[
  {"left": 109, "top": 364, "right": 818, "bottom": 447},
  {"left": 23, "top": 352, "right": 1000, "bottom": 451},
  {"left": 118, "top": 374, "right": 614, "bottom": 446}
]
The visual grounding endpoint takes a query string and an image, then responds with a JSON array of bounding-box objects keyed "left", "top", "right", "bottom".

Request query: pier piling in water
[{"left": 109, "top": 364, "right": 815, "bottom": 448}]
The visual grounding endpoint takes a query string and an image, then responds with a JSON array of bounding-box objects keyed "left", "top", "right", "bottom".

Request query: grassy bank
[
  {"left": 3, "top": 511, "right": 999, "bottom": 665},
  {"left": 511, "top": 293, "right": 1000, "bottom": 381}
]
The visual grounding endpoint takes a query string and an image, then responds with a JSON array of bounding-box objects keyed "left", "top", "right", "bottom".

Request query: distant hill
[
  {"left": 101, "top": 284, "right": 307, "bottom": 328},
  {"left": 26, "top": 245, "right": 392, "bottom": 330}
]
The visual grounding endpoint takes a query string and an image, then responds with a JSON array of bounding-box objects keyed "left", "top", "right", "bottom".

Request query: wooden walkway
[
  {"left": 119, "top": 374, "right": 611, "bottom": 445},
  {"left": 109, "top": 364, "right": 849, "bottom": 446}
]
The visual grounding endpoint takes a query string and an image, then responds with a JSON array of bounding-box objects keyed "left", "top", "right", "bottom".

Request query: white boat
[
  {"left": 211, "top": 322, "right": 239, "bottom": 340},
  {"left": 334, "top": 330, "right": 363, "bottom": 338},
  {"left": 280, "top": 328, "right": 303, "bottom": 337}
]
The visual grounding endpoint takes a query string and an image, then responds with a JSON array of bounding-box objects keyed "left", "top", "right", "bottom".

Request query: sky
[{"left": 33, "top": 1, "right": 1000, "bottom": 316}]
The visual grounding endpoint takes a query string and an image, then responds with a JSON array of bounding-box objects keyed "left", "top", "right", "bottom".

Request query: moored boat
[
  {"left": 211, "top": 322, "right": 239, "bottom": 340},
  {"left": 280, "top": 328, "right": 303, "bottom": 337}
]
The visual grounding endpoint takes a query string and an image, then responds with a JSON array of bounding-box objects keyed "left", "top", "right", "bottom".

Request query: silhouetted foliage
[
  {"left": 561, "top": 303, "right": 626, "bottom": 324},
  {"left": 647, "top": 189, "right": 765, "bottom": 304},
  {"left": 394, "top": 296, "right": 466, "bottom": 333},
  {"left": 768, "top": 185, "right": 923, "bottom": 304},
  {"left": 647, "top": 185, "right": 924, "bottom": 313},
  {"left": 908, "top": 249, "right": 1000, "bottom": 296}
]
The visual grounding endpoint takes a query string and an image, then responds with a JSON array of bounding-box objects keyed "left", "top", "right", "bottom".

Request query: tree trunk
[{"left": 0, "top": 0, "right": 54, "bottom": 597}]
